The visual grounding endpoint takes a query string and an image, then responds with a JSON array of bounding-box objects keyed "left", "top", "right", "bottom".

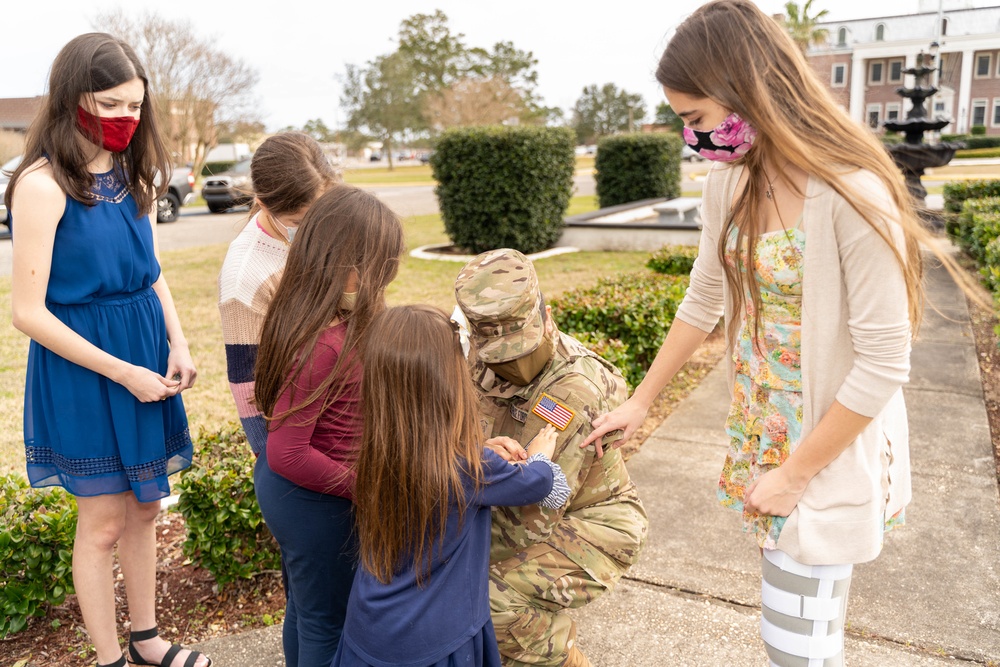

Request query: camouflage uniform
[{"left": 455, "top": 249, "right": 649, "bottom": 667}]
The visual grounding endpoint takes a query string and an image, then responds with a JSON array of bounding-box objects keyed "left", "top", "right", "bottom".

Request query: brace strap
[
  {"left": 761, "top": 579, "right": 842, "bottom": 621},
  {"left": 763, "top": 549, "right": 853, "bottom": 581},
  {"left": 760, "top": 616, "right": 844, "bottom": 660}
]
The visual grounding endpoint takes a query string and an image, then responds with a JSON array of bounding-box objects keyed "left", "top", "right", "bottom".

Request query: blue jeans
[{"left": 254, "top": 449, "right": 357, "bottom": 667}]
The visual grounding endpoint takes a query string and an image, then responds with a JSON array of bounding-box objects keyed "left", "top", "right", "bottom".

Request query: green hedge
[
  {"left": 940, "top": 134, "right": 1000, "bottom": 149},
  {"left": 647, "top": 244, "right": 698, "bottom": 275},
  {"left": 175, "top": 425, "right": 280, "bottom": 587},
  {"left": 430, "top": 126, "right": 575, "bottom": 255},
  {"left": 958, "top": 197, "right": 1000, "bottom": 264},
  {"left": 0, "top": 475, "right": 77, "bottom": 637},
  {"left": 551, "top": 271, "right": 689, "bottom": 387},
  {"left": 943, "top": 180, "right": 1000, "bottom": 233},
  {"left": 594, "top": 133, "right": 683, "bottom": 208}
]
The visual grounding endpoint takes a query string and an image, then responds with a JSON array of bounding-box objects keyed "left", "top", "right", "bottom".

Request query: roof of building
[
  {"left": 818, "top": 4, "right": 1000, "bottom": 43},
  {"left": 0, "top": 97, "right": 44, "bottom": 132}
]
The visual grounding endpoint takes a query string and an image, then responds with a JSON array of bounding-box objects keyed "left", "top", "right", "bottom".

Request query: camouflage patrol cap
[{"left": 454, "top": 248, "right": 544, "bottom": 364}]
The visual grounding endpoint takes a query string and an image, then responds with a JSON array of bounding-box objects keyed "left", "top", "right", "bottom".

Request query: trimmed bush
[
  {"left": 970, "top": 125, "right": 987, "bottom": 136},
  {"left": 965, "top": 136, "right": 1000, "bottom": 149},
  {"left": 647, "top": 244, "right": 699, "bottom": 275},
  {"left": 959, "top": 197, "right": 1000, "bottom": 263},
  {"left": 594, "top": 133, "right": 684, "bottom": 208},
  {"left": 0, "top": 475, "right": 77, "bottom": 637},
  {"left": 430, "top": 125, "right": 575, "bottom": 255},
  {"left": 551, "top": 272, "right": 689, "bottom": 387},
  {"left": 948, "top": 180, "right": 1000, "bottom": 211},
  {"left": 175, "top": 424, "right": 280, "bottom": 587}
]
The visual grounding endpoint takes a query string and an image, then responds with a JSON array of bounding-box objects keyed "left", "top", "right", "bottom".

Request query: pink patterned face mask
[{"left": 682, "top": 112, "right": 757, "bottom": 162}]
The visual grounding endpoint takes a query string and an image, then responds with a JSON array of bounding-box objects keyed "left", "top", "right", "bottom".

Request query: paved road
[{"left": 0, "top": 167, "right": 967, "bottom": 277}]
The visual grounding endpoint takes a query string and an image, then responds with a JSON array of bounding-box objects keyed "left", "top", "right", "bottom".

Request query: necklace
[{"left": 763, "top": 171, "right": 777, "bottom": 200}]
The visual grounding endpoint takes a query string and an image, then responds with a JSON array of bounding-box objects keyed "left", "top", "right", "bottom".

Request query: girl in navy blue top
[{"left": 333, "top": 305, "right": 570, "bottom": 667}]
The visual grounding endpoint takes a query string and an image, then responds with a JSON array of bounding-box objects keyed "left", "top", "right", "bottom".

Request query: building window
[
  {"left": 889, "top": 59, "right": 904, "bottom": 83},
  {"left": 867, "top": 104, "right": 882, "bottom": 129},
  {"left": 886, "top": 103, "right": 901, "bottom": 122},
  {"left": 837, "top": 27, "right": 848, "bottom": 46},
  {"left": 972, "top": 99, "right": 987, "bottom": 128},
  {"left": 831, "top": 64, "right": 846, "bottom": 86},
  {"left": 941, "top": 17, "right": 948, "bottom": 36},
  {"left": 875, "top": 23, "right": 886, "bottom": 41},
  {"left": 869, "top": 61, "right": 884, "bottom": 85},
  {"left": 993, "top": 98, "right": 1000, "bottom": 127},
  {"left": 975, "top": 53, "right": 992, "bottom": 78}
]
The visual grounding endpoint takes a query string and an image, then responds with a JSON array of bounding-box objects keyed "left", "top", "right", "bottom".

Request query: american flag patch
[{"left": 532, "top": 393, "right": 575, "bottom": 431}]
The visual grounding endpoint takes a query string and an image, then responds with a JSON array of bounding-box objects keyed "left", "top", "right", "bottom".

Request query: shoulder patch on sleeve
[{"left": 532, "top": 393, "right": 576, "bottom": 431}]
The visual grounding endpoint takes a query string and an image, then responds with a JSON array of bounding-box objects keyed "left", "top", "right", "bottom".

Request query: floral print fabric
[
  {"left": 682, "top": 113, "right": 758, "bottom": 162},
  {"left": 720, "top": 228, "right": 805, "bottom": 549}
]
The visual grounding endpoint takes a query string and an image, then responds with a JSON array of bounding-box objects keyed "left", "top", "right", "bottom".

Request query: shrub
[
  {"left": 0, "top": 475, "right": 77, "bottom": 637},
  {"left": 964, "top": 136, "right": 1000, "bottom": 149},
  {"left": 941, "top": 133, "right": 968, "bottom": 143},
  {"left": 430, "top": 125, "right": 575, "bottom": 255},
  {"left": 551, "top": 272, "right": 689, "bottom": 386},
  {"left": 981, "top": 234, "right": 1000, "bottom": 297},
  {"left": 594, "top": 133, "right": 683, "bottom": 208},
  {"left": 970, "top": 125, "right": 987, "bottom": 136},
  {"left": 647, "top": 244, "right": 699, "bottom": 275},
  {"left": 960, "top": 198, "right": 1000, "bottom": 264},
  {"left": 175, "top": 424, "right": 280, "bottom": 587},
  {"left": 944, "top": 179, "right": 1000, "bottom": 230}
]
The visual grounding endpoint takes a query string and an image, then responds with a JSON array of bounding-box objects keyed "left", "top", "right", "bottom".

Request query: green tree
[
  {"left": 397, "top": 10, "right": 473, "bottom": 92},
  {"left": 783, "top": 0, "right": 830, "bottom": 53},
  {"left": 655, "top": 103, "right": 685, "bottom": 133},
  {"left": 571, "top": 84, "right": 647, "bottom": 145},
  {"left": 300, "top": 119, "right": 337, "bottom": 143},
  {"left": 340, "top": 52, "right": 422, "bottom": 170}
]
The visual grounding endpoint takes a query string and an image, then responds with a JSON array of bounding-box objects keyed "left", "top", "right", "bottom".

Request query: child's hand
[
  {"left": 525, "top": 424, "right": 557, "bottom": 461},
  {"left": 485, "top": 436, "right": 528, "bottom": 463}
]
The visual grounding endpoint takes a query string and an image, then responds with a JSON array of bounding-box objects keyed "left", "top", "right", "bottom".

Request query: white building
[{"left": 807, "top": 2, "right": 1000, "bottom": 135}]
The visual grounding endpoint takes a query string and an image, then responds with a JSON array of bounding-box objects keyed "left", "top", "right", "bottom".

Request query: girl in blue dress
[
  {"left": 334, "top": 305, "right": 570, "bottom": 667},
  {"left": 5, "top": 33, "right": 208, "bottom": 667}
]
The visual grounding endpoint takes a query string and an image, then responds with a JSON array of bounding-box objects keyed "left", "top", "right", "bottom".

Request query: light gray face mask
[
  {"left": 272, "top": 213, "right": 297, "bottom": 243},
  {"left": 340, "top": 291, "right": 357, "bottom": 311}
]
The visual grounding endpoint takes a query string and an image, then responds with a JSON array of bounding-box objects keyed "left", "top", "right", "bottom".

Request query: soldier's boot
[{"left": 563, "top": 645, "right": 592, "bottom": 667}]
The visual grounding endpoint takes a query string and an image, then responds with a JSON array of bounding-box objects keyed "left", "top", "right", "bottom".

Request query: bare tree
[
  {"left": 98, "top": 10, "right": 261, "bottom": 177},
  {"left": 423, "top": 77, "right": 526, "bottom": 131}
]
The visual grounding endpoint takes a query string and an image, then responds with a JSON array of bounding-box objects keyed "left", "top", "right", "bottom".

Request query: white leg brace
[{"left": 760, "top": 549, "right": 853, "bottom": 667}]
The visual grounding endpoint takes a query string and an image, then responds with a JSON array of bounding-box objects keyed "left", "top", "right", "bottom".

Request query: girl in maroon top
[{"left": 253, "top": 183, "right": 405, "bottom": 667}]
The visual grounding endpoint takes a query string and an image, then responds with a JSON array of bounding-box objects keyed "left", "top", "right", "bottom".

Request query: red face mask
[{"left": 77, "top": 106, "right": 140, "bottom": 153}]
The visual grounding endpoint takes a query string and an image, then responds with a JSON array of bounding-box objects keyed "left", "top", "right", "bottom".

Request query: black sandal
[
  {"left": 127, "top": 627, "right": 212, "bottom": 667},
  {"left": 97, "top": 656, "right": 127, "bottom": 667}
]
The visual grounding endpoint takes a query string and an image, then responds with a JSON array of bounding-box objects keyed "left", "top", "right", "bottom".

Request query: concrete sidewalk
[{"left": 193, "top": 240, "right": 1000, "bottom": 666}]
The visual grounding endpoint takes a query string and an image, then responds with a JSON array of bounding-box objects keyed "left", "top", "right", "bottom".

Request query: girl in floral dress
[{"left": 580, "top": 1, "right": 975, "bottom": 664}]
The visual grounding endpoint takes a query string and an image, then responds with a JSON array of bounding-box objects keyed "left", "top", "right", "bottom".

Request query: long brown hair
[
  {"left": 249, "top": 131, "right": 340, "bottom": 217},
  {"left": 5, "top": 32, "right": 170, "bottom": 216},
  {"left": 657, "top": 0, "right": 976, "bottom": 345},
  {"left": 354, "top": 305, "right": 485, "bottom": 586},
  {"left": 254, "top": 183, "right": 404, "bottom": 424}
]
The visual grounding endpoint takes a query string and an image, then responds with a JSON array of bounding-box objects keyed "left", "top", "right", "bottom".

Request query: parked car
[
  {"left": 681, "top": 145, "right": 705, "bottom": 162},
  {"left": 0, "top": 155, "right": 22, "bottom": 229},
  {"left": 1, "top": 156, "right": 193, "bottom": 228},
  {"left": 201, "top": 158, "right": 253, "bottom": 213},
  {"left": 156, "top": 166, "right": 196, "bottom": 223}
]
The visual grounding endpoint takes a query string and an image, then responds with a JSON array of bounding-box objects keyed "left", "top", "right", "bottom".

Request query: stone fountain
[{"left": 883, "top": 48, "right": 965, "bottom": 229}]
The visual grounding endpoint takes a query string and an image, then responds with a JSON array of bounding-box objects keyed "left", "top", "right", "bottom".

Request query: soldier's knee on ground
[{"left": 490, "top": 574, "right": 579, "bottom": 666}]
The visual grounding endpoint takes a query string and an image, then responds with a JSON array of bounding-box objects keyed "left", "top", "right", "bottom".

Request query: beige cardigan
[{"left": 676, "top": 162, "right": 912, "bottom": 565}]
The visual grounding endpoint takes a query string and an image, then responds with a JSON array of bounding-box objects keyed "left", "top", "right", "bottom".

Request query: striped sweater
[{"left": 218, "top": 215, "right": 290, "bottom": 455}]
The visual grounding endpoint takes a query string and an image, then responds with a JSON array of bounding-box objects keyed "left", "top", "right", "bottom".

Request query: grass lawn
[{"left": 0, "top": 208, "right": 652, "bottom": 477}]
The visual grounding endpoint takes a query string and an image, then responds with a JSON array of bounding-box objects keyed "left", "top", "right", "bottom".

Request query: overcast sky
[{"left": 2, "top": 0, "right": 980, "bottom": 132}]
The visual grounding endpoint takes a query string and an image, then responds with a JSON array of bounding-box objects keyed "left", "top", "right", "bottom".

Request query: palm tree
[{"left": 783, "top": 0, "right": 830, "bottom": 54}]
